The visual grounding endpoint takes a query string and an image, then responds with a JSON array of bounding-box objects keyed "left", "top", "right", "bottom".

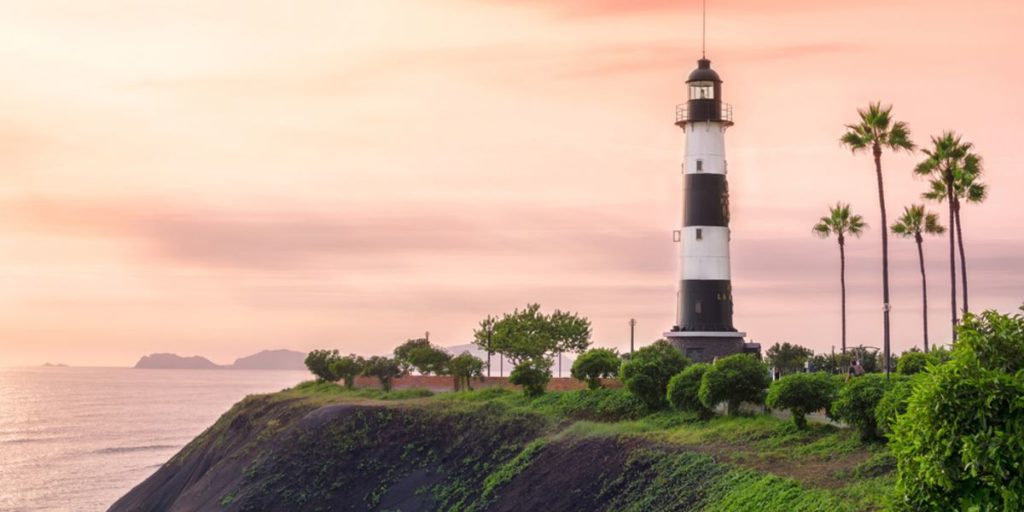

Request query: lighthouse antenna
[{"left": 701, "top": 0, "right": 707, "bottom": 58}]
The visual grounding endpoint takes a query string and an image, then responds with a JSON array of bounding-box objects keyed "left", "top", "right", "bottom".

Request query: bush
[
  {"left": 329, "top": 354, "right": 365, "bottom": 389},
  {"left": 571, "top": 348, "right": 621, "bottom": 389},
  {"left": 448, "top": 351, "right": 485, "bottom": 391},
  {"left": 620, "top": 340, "right": 690, "bottom": 410},
  {"left": 362, "top": 356, "right": 402, "bottom": 391},
  {"left": 393, "top": 338, "right": 451, "bottom": 375},
  {"left": 667, "top": 363, "right": 713, "bottom": 419},
  {"left": 765, "top": 372, "right": 838, "bottom": 429},
  {"left": 829, "top": 373, "right": 890, "bottom": 441},
  {"left": 895, "top": 350, "right": 927, "bottom": 375},
  {"left": 509, "top": 358, "right": 552, "bottom": 397},
  {"left": 890, "top": 308, "right": 1024, "bottom": 511},
  {"left": 304, "top": 349, "right": 340, "bottom": 382},
  {"left": 874, "top": 375, "right": 917, "bottom": 436},
  {"left": 699, "top": 354, "right": 770, "bottom": 415}
]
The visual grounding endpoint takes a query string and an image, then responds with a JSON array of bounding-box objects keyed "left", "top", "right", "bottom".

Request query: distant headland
[{"left": 133, "top": 349, "right": 306, "bottom": 370}]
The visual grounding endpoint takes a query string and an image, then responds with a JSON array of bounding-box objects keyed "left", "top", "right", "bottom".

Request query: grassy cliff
[{"left": 110, "top": 382, "right": 895, "bottom": 511}]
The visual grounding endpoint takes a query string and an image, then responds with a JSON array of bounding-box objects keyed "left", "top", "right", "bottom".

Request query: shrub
[
  {"left": 571, "top": 348, "right": 621, "bottom": 389},
  {"left": 509, "top": 358, "right": 552, "bottom": 397},
  {"left": 304, "top": 349, "right": 340, "bottom": 382},
  {"left": 362, "top": 356, "right": 402, "bottom": 391},
  {"left": 393, "top": 338, "right": 451, "bottom": 375},
  {"left": 329, "top": 354, "right": 365, "bottom": 389},
  {"left": 620, "top": 340, "right": 690, "bottom": 410},
  {"left": 448, "top": 351, "right": 485, "bottom": 391},
  {"left": 667, "top": 363, "right": 713, "bottom": 419},
  {"left": 699, "top": 354, "right": 770, "bottom": 415},
  {"left": 895, "top": 350, "right": 927, "bottom": 375},
  {"left": 874, "top": 374, "right": 917, "bottom": 436},
  {"left": 829, "top": 373, "right": 890, "bottom": 440},
  {"left": 890, "top": 308, "right": 1024, "bottom": 511},
  {"left": 925, "top": 346, "right": 951, "bottom": 366},
  {"left": 765, "top": 372, "right": 838, "bottom": 429},
  {"left": 765, "top": 342, "right": 813, "bottom": 376}
]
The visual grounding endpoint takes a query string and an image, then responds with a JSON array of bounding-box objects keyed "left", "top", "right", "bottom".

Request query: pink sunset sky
[{"left": 1, "top": 0, "right": 1021, "bottom": 367}]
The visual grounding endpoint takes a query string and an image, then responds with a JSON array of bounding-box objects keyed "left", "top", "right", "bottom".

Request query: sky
[{"left": 0, "top": 0, "right": 1021, "bottom": 367}]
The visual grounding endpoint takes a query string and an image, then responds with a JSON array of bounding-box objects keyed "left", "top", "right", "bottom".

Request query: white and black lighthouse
[{"left": 665, "top": 57, "right": 754, "bottom": 362}]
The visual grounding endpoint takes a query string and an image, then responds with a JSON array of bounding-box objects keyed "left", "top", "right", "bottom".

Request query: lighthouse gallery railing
[{"left": 676, "top": 103, "right": 733, "bottom": 124}]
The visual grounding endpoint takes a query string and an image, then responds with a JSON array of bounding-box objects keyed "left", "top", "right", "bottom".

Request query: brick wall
[{"left": 351, "top": 374, "right": 622, "bottom": 393}]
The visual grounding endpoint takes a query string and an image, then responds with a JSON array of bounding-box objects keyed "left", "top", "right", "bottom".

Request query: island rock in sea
[
  {"left": 134, "top": 353, "right": 221, "bottom": 370},
  {"left": 229, "top": 349, "right": 306, "bottom": 370}
]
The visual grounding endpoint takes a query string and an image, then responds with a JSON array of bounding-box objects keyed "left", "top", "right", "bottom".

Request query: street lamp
[{"left": 629, "top": 318, "right": 637, "bottom": 355}]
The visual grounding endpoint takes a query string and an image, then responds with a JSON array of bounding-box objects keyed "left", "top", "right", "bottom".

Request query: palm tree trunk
[
  {"left": 839, "top": 236, "right": 847, "bottom": 353},
  {"left": 946, "top": 175, "right": 958, "bottom": 342},
  {"left": 873, "top": 147, "right": 891, "bottom": 376},
  {"left": 954, "top": 199, "right": 969, "bottom": 314},
  {"left": 916, "top": 234, "right": 929, "bottom": 353}
]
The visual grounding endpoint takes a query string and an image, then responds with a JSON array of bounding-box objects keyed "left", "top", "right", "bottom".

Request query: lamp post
[{"left": 629, "top": 318, "right": 637, "bottom": 355}]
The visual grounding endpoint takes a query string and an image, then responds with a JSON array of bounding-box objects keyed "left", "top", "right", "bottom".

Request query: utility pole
[{"left": 629, "top": 318, "right": 637, "bottom": 355}]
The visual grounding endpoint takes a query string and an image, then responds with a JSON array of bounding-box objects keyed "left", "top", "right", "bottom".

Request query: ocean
[{"left": 0, "top": 367, "right": 309, "bottom": 512}]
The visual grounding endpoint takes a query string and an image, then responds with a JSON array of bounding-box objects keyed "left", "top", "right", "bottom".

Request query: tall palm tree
[
  {"left": 840, "top": 102, "right": 915, "bottom": 375},
  {"left": 914, "top": 132, "right": 981, "bottom": 341},
  {"left": 922, "top": 148, "right": 986, "bottom": 315},
  {"left": 891, "top": 205, "right": 945, "bottom": 353},
  {"left": 813, "top": 203, "right": 867, "bottom": 353}
]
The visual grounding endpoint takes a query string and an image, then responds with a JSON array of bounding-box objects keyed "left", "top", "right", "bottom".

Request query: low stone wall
[{"left": 352, "top": 375, "right": 622, "bottom": 393}]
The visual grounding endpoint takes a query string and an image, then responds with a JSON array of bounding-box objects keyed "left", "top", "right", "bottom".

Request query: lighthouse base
[{"left": 663, "top": 331, "right": 758, "bottom": 363}]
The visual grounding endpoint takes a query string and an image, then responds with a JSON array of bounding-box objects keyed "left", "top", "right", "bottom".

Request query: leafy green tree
[
  {"left": 667, "top": 363, "right": 713, "bottom": 419},
  {"left": 509, "top": 357, "right": 552, "bottom": 397},
  {"left": 329, "top": 354, "right": 365, "bottom": 389},
  {"left": 917, "top": 132, "right": 986, "bottom": 320},
  {"left": 812, "top": 203, "right": 867, "bottom": 353},
  {"left": 841, "top": 102, "right": 915, "bottom": 375},
  {"left": 620, "top": 340, "right": 690, "bottom": 410},
  {"left": 891, "top": 308, "right": 1024, "bottom": 510},
  {"left": 830, "top": 373, "right": 890, "bottom": 440},
  {"left": 304, "top": 349, "right": 341, "bottom": 382},
  {"left": 472, "top": 315, "right": 497, "bottom": 377},
  {"left": 393, "top": 338, "right": 451, "bottom": 376},
  {"left": 362, "top": 356, "right": 402, "bottom": 392},
  {"left": 765, "top": 342, "right": 814, "bottom": 375},
  {"left": 571, "top": 348, "right": 621, "bottom": 389},
  {"left": 874, "top": 374, "right": 918, "bottom": 436},
  {"left": 847, "top": 345, "right": 882, "bottom": 373},
  {"left": 895, "top": 349, "right": 928, "bottom": 375},
  {"left": 448, "top": 352, "right": 485, "bottom": 391},
  {"left": 699, "top": 354, "right": 770, "bottom": 415},
  {"left": 891, "top": 204, "right": 945, "bottom": 352},
  {"left": 475, "top": 304, "right": 591, "bottom": 366},
  {"left": 766, "top": 372, "right": 839, "bottom": 429}
]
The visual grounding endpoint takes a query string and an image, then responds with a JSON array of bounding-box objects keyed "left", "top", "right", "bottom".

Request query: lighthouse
[{"left": 664, "top": 57, "right": 754, "bottom": 362}]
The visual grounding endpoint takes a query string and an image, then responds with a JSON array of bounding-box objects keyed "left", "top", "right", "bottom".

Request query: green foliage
[
  {"left": 449, "top": 351, "right": 485, "bottom": 391},
  {"left": 478, "top": 303, "right": 592, "bottom": 365},
  {"left": 926, "top": 346, "right": 952, "bottom": 365},
  {"left": 766, "top": 372, "right": 839, "bottom": 429},
  {"left": 667, "top": 363, "right": 713, "bottom": 419},
  {"left": 509, "top": 357, "right": 552, "bottom": 397},
  {"left": 620, "top": 340, "right": 690, "bottom": 410},
  {"left": 393, "top": 338, "right": 452, "bottom": 376},
  {"left": 705, "top": 469, "right": 854, "bottom": 512},
  {"left": 846, "top": 346, "right": 881, "bottom": 373},
  {"left": 830, "top": 374, "right": 890, "bottom": 441},
  {"left": 480, "top": 439, "right": 546, "bottom": 501},
  {"left": 699, "top": 354, "right": 770, "bottom": 415},
  {"left": 362, "top": 356, "right": 402, "bottom": 391},
  {"left": 304, "top": 349, "right": 340, "bottom": 382},
  {"left": 890, "top": 308, "right": 1024, "bottom": 511},
  {"left": 894, "top": 349, "right": 927, "bottom": 375},
  {"left": 765, "top": 342, "right": 814, "bottom": 376},
  {"left": 807, "top": 353, "right": 845, "bottom": 374},
  {"left": 570, "top": 348, "right": 621, "bottom": 389},
  {"left": 329, "top": 354, "right": 365, "bottom": 389},
  {"left": 874, "top": 375, "right": 918, "bottom": 436}
]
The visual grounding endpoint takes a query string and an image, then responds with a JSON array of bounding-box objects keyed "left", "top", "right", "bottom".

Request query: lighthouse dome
[{"left": 687, "top": 58, "right": 721, "bottom": 83}]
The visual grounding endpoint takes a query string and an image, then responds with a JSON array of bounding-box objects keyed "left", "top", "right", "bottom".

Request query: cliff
[{"left": 110, "top": 384, "right": 893, "bottom": 511}]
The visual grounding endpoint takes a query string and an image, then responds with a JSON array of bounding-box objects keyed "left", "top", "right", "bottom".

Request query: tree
[
  {"left": 620, "top": 340, "right": 690, "bottom": 410},
  {"left": 891, "top": 204, "right": 945, "bottom": 352},
  {"left": 476, "top": 304, "right": 591, "bottom": 367},
  {"left": 448, "top": 352, "right": 485, "bottom": 391},
  {"left": 570, "top": 348, "right": 621, "bottom": 390},
  {"left": 891, "top": 308, "right": 1024, "bottom": 510},
  {"left": 895, "top": 349, "right": 928, "bottom": 375},
  {"left": 473, "top": 315, "right": 497, "bottom": 377},
  {"left": 304, "top": 349, "right": 341, "bottom": 382},
  {"left": 918, "top": 134, "right": 986, "bottom": 319},
  {"left": 699, "top": 354, "right": 770, "bottom": 415},
  {"left": 841, "top": 102, "right": 915, "bottom": 375},
  {"left": 667, "top": 363, "right": 713, "bottom": 419},
  {"left": 508, "top": 357, "right": 552, "bottom": 397},
  {"left": 830, "top": 373, "right": 890, "bottom": 440},
  {"left": 813, "top": 203, "right": 867, "bottom": 353},
  {"left": 329, "top": 354, "right": 365, "bottom": 389},
  {"left": 362, "top": 356, "right": 402, "bottom": 392},
  {"left": 765, "top": 342, "right": 814, "bottom": 376},
  {"left": 766, "top": 372, "right": 839, "bottom": 429},
  {"left": 393, "top": 338, "right": 451, "bottom": 376}
]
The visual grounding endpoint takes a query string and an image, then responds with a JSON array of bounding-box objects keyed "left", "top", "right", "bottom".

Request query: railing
[{"left": 676, "top": 103, "right": 733, "bottom": 124}]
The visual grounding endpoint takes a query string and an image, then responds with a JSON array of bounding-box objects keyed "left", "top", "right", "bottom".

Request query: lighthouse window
[
  {"left": 695, "top": 228, "right": 703, "bottom": 240},
  {"left": 695, "top": 301, "right": 703, "bottom": 314},
  {"left": 696, "top": 159, "right": 704, "bottom": 172},
  {"left": 690, "top": 82, "right": 714, "bottom": 100}
]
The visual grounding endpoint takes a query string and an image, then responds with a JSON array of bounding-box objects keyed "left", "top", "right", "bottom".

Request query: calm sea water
[{"left": 0, "top": 367, "right": 309, "bottom": 512}]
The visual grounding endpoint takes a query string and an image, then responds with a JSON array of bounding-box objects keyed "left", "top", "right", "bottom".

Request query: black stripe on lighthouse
[
  {"left": 680, "top": 280, "right": 736, "bottom": 331},
  {"left": 683, "top": 174, "right": 729, "bottom": 227}
]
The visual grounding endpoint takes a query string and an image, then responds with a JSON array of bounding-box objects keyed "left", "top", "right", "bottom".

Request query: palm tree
[
  {"left": 921, "top": 147, "right": 986, "bottom": 316},
  {"left": 813, "top": 203, "right": 867, "bottom": 353},
  {"left": 841, "top": 102, "right": 915, "bottom": 375},
  {"left": 891, "top": 205, "right": 945, "bottom": 352},
  {"left": 914, "top": 132, "right": 982, "bottom": 341}
]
